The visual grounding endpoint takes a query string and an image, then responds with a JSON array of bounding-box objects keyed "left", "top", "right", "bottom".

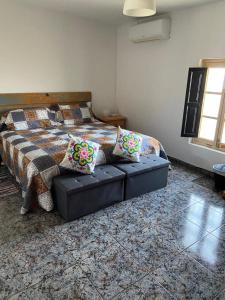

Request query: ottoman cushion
[
  {"left": 114, "top": 155, "right": 170, "bottom": 200},
  {"left": 53, "top": 165, "right": 125, "bottom": 221}
]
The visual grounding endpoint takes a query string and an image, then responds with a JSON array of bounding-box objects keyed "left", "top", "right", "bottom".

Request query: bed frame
[{"left": 0, "top": 92, "right": 92, "bottom": 113}]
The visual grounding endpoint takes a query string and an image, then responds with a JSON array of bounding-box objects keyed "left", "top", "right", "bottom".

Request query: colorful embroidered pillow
[
  {"left": 60, "top": 136, "right": 100, "bottom": 174},
  {"left": 5, "top": 108, "right": 59, "bottom": 130},
  {"left": 113, "top": 127, "right": 142, "bottom": 162},
  {"left": 57, "top": 102, "right": 94, "bottom": 125}
]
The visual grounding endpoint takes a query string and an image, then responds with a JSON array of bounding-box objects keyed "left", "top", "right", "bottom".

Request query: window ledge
[{"left": 190, "top": 139, "right": 225, "bottom": 155}]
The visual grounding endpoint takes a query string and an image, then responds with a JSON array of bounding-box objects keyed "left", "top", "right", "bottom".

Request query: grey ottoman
[
  {"left": 52, "top": 165, "right": 125, "bottom": 222},
  {"left": 114, "top": 155, "right": 170, "bottom": 200}
]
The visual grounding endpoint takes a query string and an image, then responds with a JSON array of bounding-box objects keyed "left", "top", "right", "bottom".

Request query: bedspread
[{"left": 0, "top": 121, "right": 167, "bottom": 214}]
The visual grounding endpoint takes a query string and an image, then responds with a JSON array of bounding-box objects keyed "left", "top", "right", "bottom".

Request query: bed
[{"left": 0, "top": 92, "right": 167, "bottom": 214}]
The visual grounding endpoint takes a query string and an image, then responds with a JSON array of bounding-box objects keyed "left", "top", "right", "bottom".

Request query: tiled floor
[{"left": 1, "top": 162, "right": 225, "bottom": 299}]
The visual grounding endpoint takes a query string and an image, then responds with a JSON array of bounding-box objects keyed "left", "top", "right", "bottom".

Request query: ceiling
[{"left": 16, "top": 0, "right": 220, "bottom": 25}]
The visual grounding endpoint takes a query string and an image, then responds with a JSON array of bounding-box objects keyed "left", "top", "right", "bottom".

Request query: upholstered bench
[
  {"left": 114, "top": 155, "right": 170, "bottom": 200},
  {"left": 52, "top": 165, "right": 125, "bottom": 221}
]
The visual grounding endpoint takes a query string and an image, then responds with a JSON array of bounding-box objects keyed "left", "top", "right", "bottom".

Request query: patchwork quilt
[
  {"left": 0, "top": 121, "right": 167, "bottom": 214},
  {"left": 57, "top": 102, "right": 94, "bottom": 125}
]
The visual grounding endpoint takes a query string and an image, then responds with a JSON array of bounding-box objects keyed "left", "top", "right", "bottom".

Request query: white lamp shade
[{"left": 123, "top": 0, "right": 156, "bottom": 17}]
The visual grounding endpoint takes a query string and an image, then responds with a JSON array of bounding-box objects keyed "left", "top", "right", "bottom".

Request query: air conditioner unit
[{"left": 129, "top": 17, "right": 171, "bottom": 43}]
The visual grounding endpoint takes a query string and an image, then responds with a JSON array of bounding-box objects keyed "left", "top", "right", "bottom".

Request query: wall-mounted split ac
[{"left": 129, "top": 17, "right": 171, "bottom": 43}]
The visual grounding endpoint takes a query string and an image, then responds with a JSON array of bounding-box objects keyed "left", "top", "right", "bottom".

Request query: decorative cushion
[
  {"left": 46, "top": 108, "right": 60, "bottom": 126},
  {"left": 0, "top": 111, "right": 9, "bottom": 132},
  {"left": 57, "top": 102, "right": 94, "bottom": 125},
  {"left": 60, "top": 136, "right": 100, "bottom": 174},
  {"left": 5, "top": 108, "right": 59, "bottom": 130},
  {"left": 113, "top": 127, "right": 142, "bottom": 162},
  {"left": 0, "top": 111, "right": 9, "bottom": 125},
  {"left": 86, "top": 101, "right": 95, "bottom": 120}
]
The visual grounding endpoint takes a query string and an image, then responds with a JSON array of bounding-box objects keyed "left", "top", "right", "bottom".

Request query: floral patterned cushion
[
  {"left": 113, "top": 127, "right": 142, "bottom": 162},
  {"left": 60, "top": 136, "right": 100, "bottom": 174}
]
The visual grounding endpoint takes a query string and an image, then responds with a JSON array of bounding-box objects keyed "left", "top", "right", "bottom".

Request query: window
[{"left": 193, "top": 59, "right": 225, "bottom": 151}]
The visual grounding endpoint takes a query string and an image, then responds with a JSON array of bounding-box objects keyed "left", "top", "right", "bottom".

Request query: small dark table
[{"left": 213, "top": 164, "right": 225, "bottom": 198}]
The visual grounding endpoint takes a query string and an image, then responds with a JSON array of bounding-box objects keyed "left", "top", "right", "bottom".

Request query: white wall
[
  {"left": 116, "top": 0, "right": 225, "bottom": 171},
  {"left": 0, "top": 0, "right": 117, "bottom": 114}
]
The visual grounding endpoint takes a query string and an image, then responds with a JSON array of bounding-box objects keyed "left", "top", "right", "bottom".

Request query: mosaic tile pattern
[
  {"left": 1, "top": 160, "right": 225, "bottom": 299},
  {"left": 153, "top": 252, "right": 223, "bottom": 299}
]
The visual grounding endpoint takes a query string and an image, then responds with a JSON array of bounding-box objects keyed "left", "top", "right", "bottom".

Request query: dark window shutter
[{"left": 181, "top": 67, "right": 207, "bottom": 137}]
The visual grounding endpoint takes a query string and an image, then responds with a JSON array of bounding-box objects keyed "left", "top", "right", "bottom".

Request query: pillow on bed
[
  {"left": 113, "top": 127, "right": 142, "bottom": 162},
  {"left": 5, "top": 108, "right": 59, "bottom": 130},
  {"left": 0, "top": 112, "right": 9, "bottom": 132},
  {"left": 57, "top": 102, "right": 94, "bottom": 125},
  {"left": 60, "top": 136, "right": 100, "bottom": 174},
  {"left": 46, "top": 108, "right": 60, "bottom": 126}
]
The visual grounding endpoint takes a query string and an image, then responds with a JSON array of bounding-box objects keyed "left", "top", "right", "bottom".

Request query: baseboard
[{"left": 168, "top": 156, "right": 214, "bottom": 178}]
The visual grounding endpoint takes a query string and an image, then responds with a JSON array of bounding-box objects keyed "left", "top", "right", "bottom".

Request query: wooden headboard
[{"left": 0, "top": 92, "right": 92, "bottom": 113}]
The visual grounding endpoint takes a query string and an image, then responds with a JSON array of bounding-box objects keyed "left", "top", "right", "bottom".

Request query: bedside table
[{"left": 98, "top": 115, "right": 127, "bottom": 128}]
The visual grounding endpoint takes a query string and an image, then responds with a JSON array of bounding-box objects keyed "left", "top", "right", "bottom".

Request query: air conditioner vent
[{"left": 129, "top": 17, "right": 171, "bottom": 43}]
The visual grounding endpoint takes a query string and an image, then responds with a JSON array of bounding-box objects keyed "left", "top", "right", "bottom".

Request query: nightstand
[{"left": 98, "top": 115, "right": 127, "bottom": 128}]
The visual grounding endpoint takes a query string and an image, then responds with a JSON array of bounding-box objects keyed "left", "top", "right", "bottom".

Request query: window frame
[{"left": 192, "top": 59, "right": 225, "bottom": 152}]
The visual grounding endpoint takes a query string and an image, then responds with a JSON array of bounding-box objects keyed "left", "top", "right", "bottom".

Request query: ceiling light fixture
[{"left": 123, "top": 0, "right": 156, "bottom": 17}]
